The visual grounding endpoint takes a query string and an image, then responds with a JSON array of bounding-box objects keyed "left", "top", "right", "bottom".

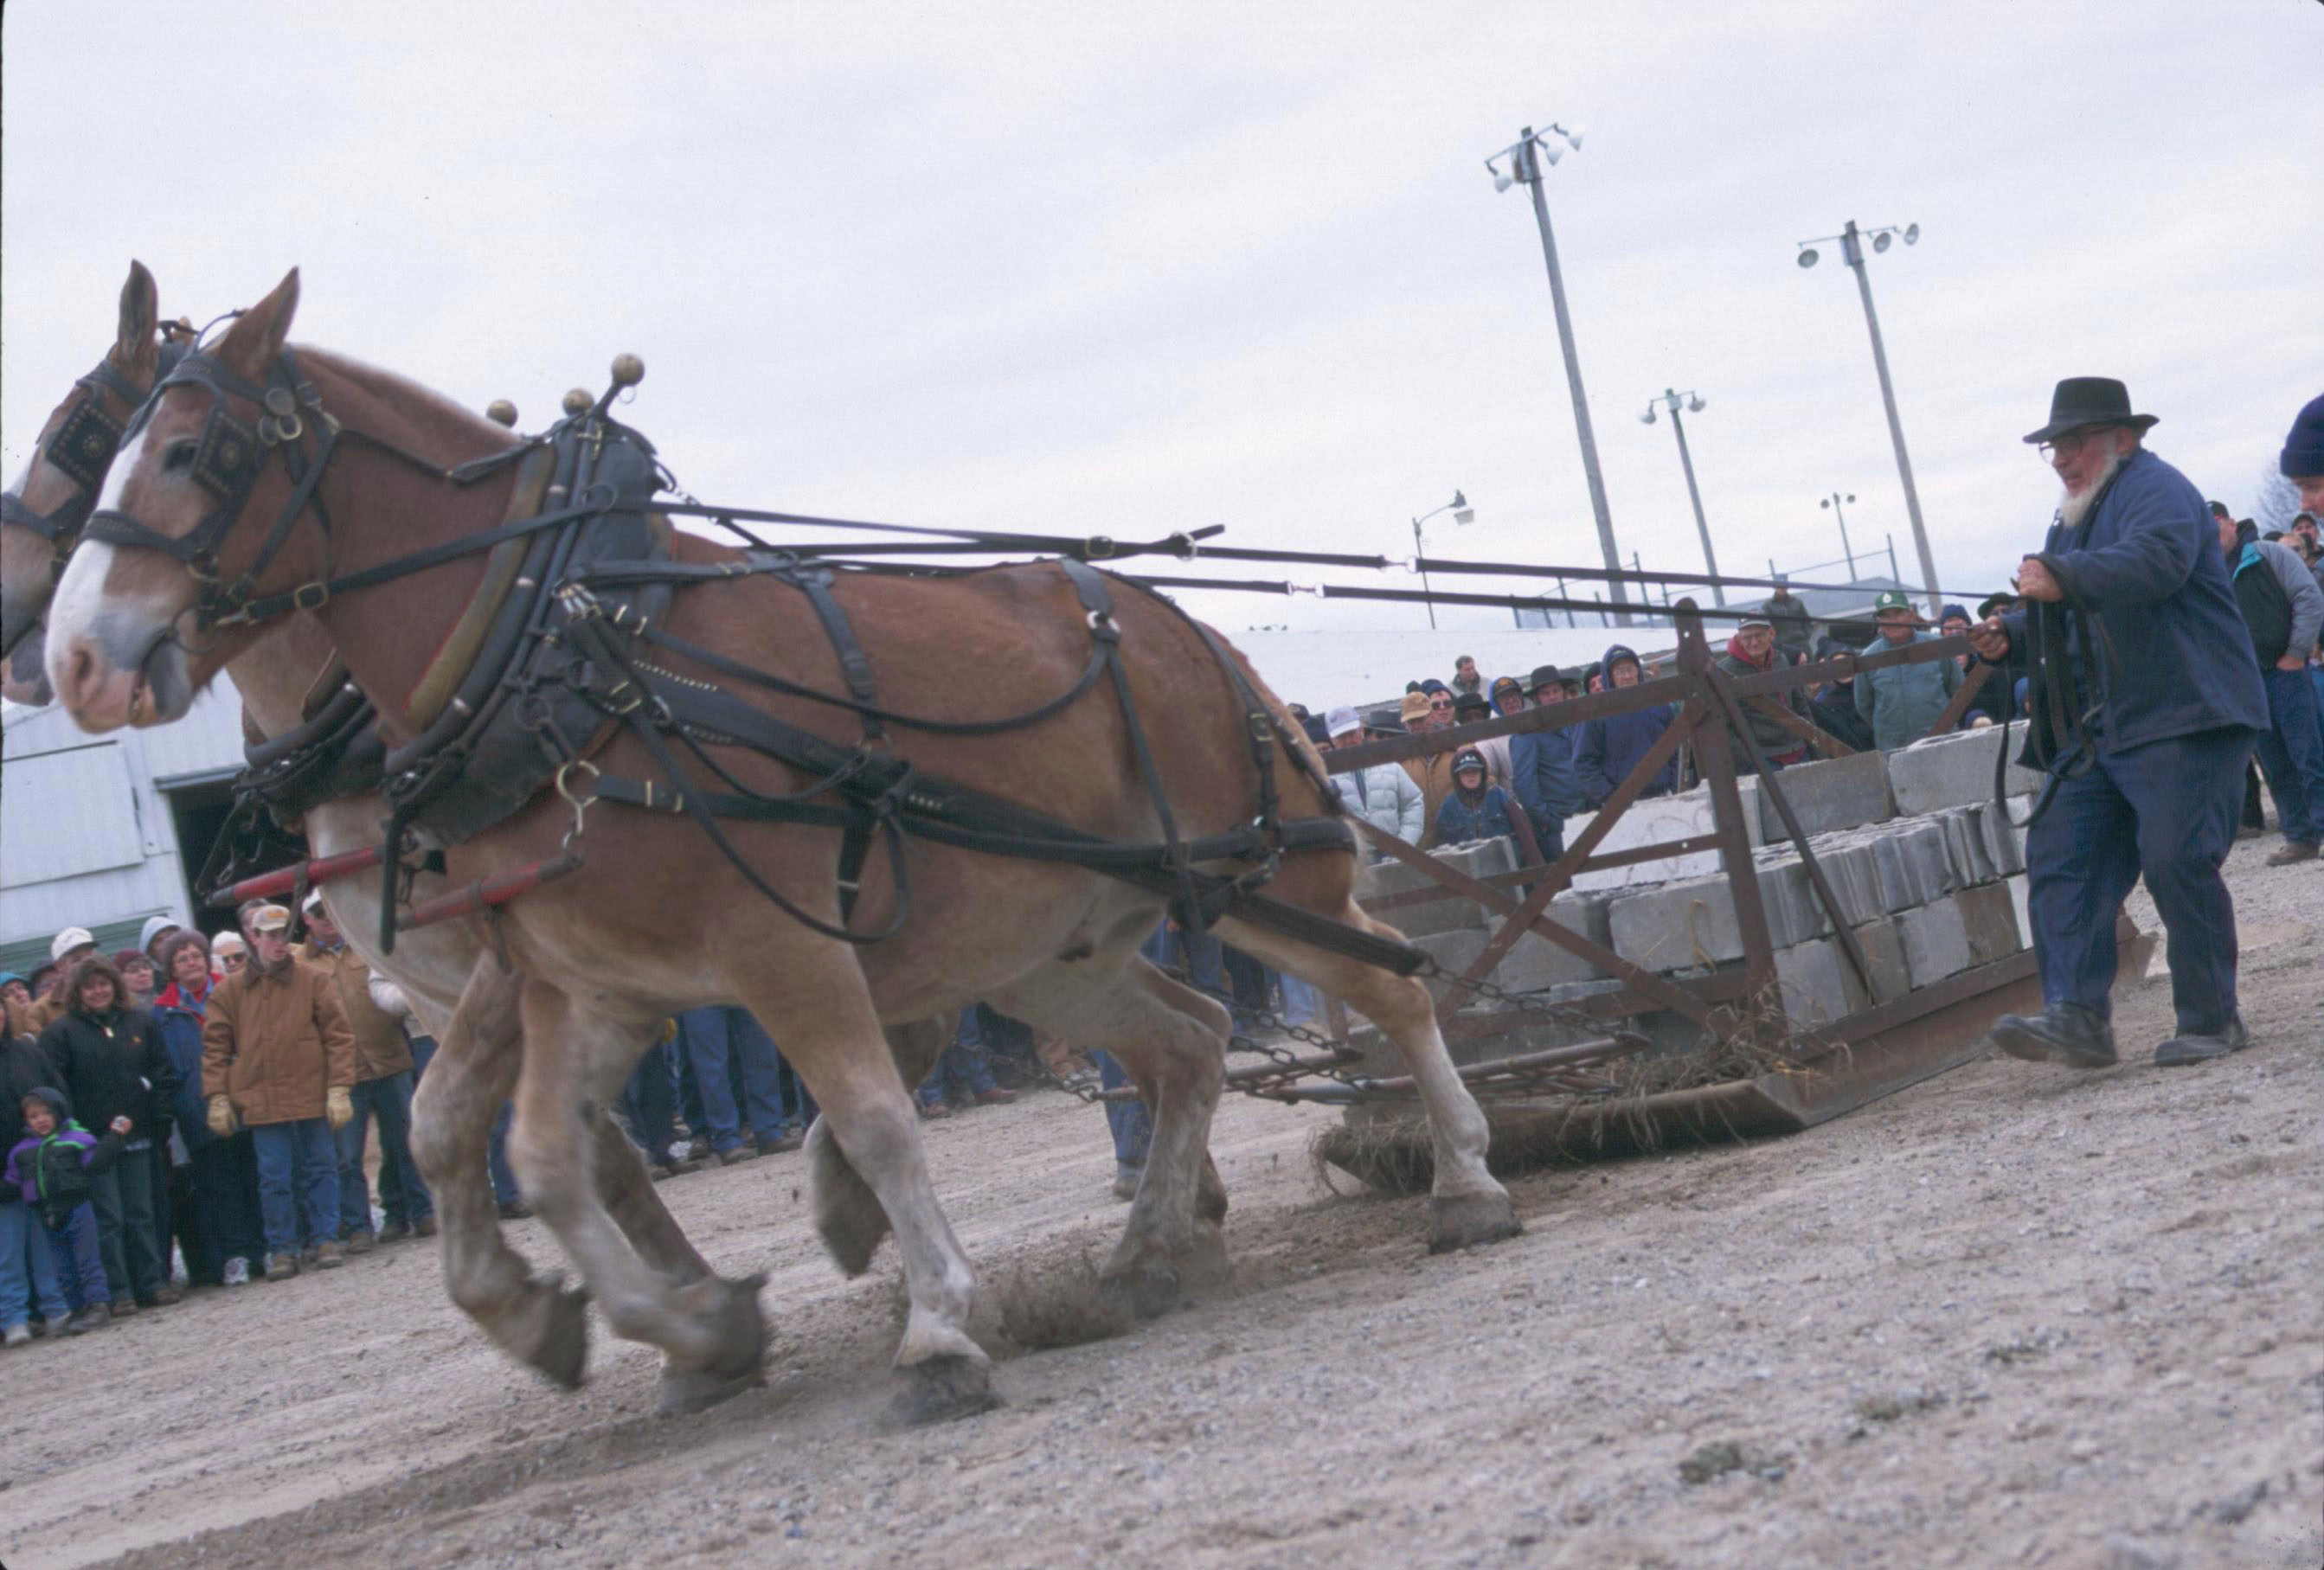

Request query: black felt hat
[{"left": 2022, "top": 378, "right": 2159, "bottom": 445}]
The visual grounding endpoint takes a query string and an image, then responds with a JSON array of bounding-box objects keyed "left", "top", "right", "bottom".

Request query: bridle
[{"left": 0, "top": 343, "right": 188, "bottom": 657}]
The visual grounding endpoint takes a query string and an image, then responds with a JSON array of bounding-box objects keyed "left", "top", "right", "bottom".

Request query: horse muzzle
[{"left": 47, "top": 611, "right": 191, "bottom": 730}]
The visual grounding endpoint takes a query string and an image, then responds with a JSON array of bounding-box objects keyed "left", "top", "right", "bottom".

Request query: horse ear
[
  {"left": 213, "top": 267, "right": 302, "bottom": 378},
  {"left": 113, "top": 260, "right": 159, "bottom": 381}
]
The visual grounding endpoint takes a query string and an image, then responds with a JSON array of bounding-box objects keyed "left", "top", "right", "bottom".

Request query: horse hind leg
[
  {"left": 507, "top": 980, "right": 767, "bottom": 1417},
  {"left": 408, "top": 959, "right": 592, "bottom": 1389},
  {"left": 1213, "top": 905, "right": 1519, "bottom": 1253}
]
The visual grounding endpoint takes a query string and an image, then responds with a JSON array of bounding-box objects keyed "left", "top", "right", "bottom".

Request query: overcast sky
[{"left": 6, "top": 1, "right": 2320, "bottom": 644}]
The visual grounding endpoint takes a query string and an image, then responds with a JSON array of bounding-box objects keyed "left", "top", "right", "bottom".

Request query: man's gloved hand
[
  {"left": 208, "top": 1095, "right": 236, "bottom": 1137},
  {"left": 325, "top": 1085, "right": 353, "bottom": 1130}
]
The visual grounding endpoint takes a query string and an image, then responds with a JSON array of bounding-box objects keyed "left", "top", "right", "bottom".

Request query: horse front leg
[
  {"left": 506, "top": 979, "right": 767, "bottom": 1417},
  {"left": 408, "top": 958, "right": 592, "bottom": 1387}
]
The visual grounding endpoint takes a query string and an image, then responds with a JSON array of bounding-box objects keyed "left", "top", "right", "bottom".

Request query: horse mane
[{"left": 296, "top": 345, "right": 517, "bottom": 458}]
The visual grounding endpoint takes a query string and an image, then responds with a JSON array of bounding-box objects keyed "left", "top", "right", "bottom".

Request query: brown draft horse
[
  {"left": 6, "top": 263, "right": 833, "bottom": 1391},
  {"left": 47, "top": 269, "right": 1516, "bottom": 1423}
]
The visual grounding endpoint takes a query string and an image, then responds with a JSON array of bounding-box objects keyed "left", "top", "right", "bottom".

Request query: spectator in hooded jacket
[
  {"left": 2217, "top": 510, "right": 2324, "bottom": 863},
  {"left": 298, "top": 894, "right": 433, "bottom": 1247},
  {"left": 1854, "top": 590, "right": 1961, "bottom": 750},
  {"left": 202, "top": 903, "right": 357, "bottom": 1280},
  {"left": 5, "top": 1086, "right": 126, "bottom": 1335},
  {"left": 151, "top": 933, "right": 263, "bottom": 1288},
  {"left": 22, "top": 930, "right": 98, "bottom": 1038},
  {"left": 1322, "top": 707, "right": 1425, "bottom": 849},
  {"left": 36, "top": 957, "right": 178, "bottom": 1312},
  {"left": 1572, "top": 644, "right": 1679, "bottom": 807},
  {"left": 0, "top": 1035, "right": 68, "bottom": 1343},
  {"left": 1504, "top": 665, "right": 1583, "bottom": 859}
]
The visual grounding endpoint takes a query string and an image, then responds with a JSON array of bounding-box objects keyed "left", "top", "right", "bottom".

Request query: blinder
[{"left": 0, "top": 349, "right": 182, "bottom": 550}]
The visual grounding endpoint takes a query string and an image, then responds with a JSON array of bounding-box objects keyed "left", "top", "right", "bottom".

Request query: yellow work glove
[
  {"left": 207, "top": 1095, "right": 235, "bottom": 1137},
  {"left": 326, "top": 1085, "right": 354, "bottom": 1130}
]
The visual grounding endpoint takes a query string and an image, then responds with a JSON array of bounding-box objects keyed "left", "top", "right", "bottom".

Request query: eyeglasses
[
  {"left": 2035, "top": 426, "right": 2117, "bottom": 462},
  {"left": 1428, "top": 698, "right": 1453, "bottom": 711}
]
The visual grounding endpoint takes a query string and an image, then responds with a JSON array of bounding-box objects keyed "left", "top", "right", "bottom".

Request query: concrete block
[
  {"left": 1955, "top": 881, "right": 2022, "bottom": 965},
  {"left": 1869, "top": 819, "right": 1955, "bottom": 911},
  {"left": 1356, "top": 835, "right": 1514, "bottom": 901},
  {"left": 1897, "top": 897, "right": 1974, "bottom": 987},
  {"left": 2006, "top": 874, "right": 2031, "bottom": 954},
  {"left": 1382, "top": 894, "right": 1487, "bottom": 941},
  {"left": 1608, "top": 856, "right": 1835, "bottom": 971},
  {"left": 1758, "top": 748, "right": 1895, "bottom": 839},
  {"left": 1565, "top": 777, "right": 1761, "bottom": 893},
  {"left": 1774, "top": 938, "right": 1867, "bottom": 1029},
  {"left": 1935, "top": 807, "right": 1998, "bottom": 887},
  {"left": 1849, "top": 917, "right": 1913, "bottom": 1005},
  {"left": 1887, "top": 726, "right": 2046, "bottom": 817},
  {"left": 1807, "top": 840, "right": 1887, "bottom": 927}
]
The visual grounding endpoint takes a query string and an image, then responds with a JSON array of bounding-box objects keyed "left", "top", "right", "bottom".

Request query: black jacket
[
  {"left": 35, "top": 1005, "right": 177, "bottom": 1144},
  {"left": 0, "top": 1037, "right": 59, "bottom": 1162},
  {"left": 1812, "top": 682, "right": 1876, "bottom": 753}
]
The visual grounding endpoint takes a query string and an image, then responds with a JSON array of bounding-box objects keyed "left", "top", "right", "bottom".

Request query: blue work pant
[
  {"left": 0, "top": 1196, "right": 71, "bottom": 1328},
  {"left": 678, "top": 1006, "right": 788, "bottom": 1150},
  {"left": 251, "top": 1118, "right": 339, "bottom": 1261},
  {"left": 1093, "top": 1051, "right": 1152, "bottom": 1169},
  {"left": 2255, "top": 665, "right": 2324, "bottom": 846},
  {"left": 336, "top": 1070, "right": 432, "bottom": 1236},
  {"left": 46, "top": 1203, "right": 110, "bottom": 1310},
  {"left": 918, "top": 1013, "right": 1000, "bottom": 1109},
  {"left": 620, "top": 1039, "right": 680, "bottom": 1164},
  {"left": 2025, "top": 726, "right": 2253, "bottom": 1035},
  {"left": 87, "top": 1146, "right": 165, "bottom": 1303}
]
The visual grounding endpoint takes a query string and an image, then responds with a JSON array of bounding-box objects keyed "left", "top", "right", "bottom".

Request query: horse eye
[{"left": 163, "top": 439, "right": 198, "bottom": 471}]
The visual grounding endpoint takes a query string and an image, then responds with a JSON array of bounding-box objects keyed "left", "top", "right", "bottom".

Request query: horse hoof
[
  {"left": 1098, "top": 1262, "right": 1183, "bottom": 1321},
  {"left": 1427, "top": 1189, "right": 1522, "bottom": 1254},
  {"left": 886, "top": 1354, "right": 1000, "bottom": 1428},
  {"left": 656, "top": 1361, "right": 766, "bottom": 1418},
  {"left": 514, "top": 1281, "right": 592, "bottom": 1391}
]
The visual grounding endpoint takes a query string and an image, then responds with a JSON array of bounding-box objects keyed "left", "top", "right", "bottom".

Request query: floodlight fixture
[
  {"left": 1686, "top": 394, "right": 1705, "bottom": 413},
  {"left": 1639, "top": 405, "right": 1657, "bottom": 425},
  {"left": 1903, "top": 222, "right": 1920, "bottom": 245},
  {"left": 1797, "top": 247, "right": 1820, "bottom": 268}
]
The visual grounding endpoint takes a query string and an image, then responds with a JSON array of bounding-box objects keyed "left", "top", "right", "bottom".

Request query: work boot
[
  {"left": 2155, "top": 1016, "right": 2251, "bottom": 1068},
  {"left": 414, "top": 1216, "right": 438, "bottom": 1239},
  {"left": 311, "top": 1240, "right": 346, "bottom": 1270},
  {"left": 265, "top": 1253, "right": 299, "bottom": 1282},
  {"left": 376, "top": 1219, "right": 412, "bottom": 1245},
  {"left": 916, "top": 1101, "right": 952, "bottom": 1121},
  {"left": 755, "top": 1131, "right": 803, "bottom": 1156},
  {"left": 62, "top": 1303, "right": 110, "bottom": 1336},
  {"left": 714, "top": 1144, "right": 760, "bottom": 1166},
  {"left": 1991, "top": 1003, "right": 2118, "bottom": 1069},
  {"left": 2266, "top": 840, "right": 2320, "bottom": 866},
  {"left": 109, "top": 1298, "right": 138, "bottom": 1318},
  {"left": 343, "top": 1229, "right": 376, "bottom": 1256},
  {"left": 1112, "top": 1163, "right": 1142, "bottom": 1202},
  {"left": 3, "top": 1323, "right": 29, "bottom": 1349},
  {"left": 498, "top": 1199, "right": 532, "bottom": 1221},
  {"left": 221, "top": 1256, "right": 252, "bottom": 1287},
  {"left": 974, "top": 1087, "right": 1017, "bottom": 1107},
  {"left": 148, "top": 1285, "right": 183, "bottom": 1307}
]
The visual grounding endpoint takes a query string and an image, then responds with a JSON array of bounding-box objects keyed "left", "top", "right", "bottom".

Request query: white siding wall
[{"left": 0, "top": 684, "right": 246, "bottom": 946}]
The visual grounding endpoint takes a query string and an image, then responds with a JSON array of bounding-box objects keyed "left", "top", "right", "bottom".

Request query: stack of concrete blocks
[{"left": 1352, "top": 726, "right": 2054, "bottom": 1068}]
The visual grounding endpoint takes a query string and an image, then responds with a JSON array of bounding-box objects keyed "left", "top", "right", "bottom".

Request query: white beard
[{"left": 2057, "top": 449, "right": 2126, "bottom": 530}]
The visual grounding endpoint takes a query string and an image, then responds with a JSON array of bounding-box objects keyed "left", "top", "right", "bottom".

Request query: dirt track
[{"left": 2, "top": 843, "right": 2317, "bottom": 1570}]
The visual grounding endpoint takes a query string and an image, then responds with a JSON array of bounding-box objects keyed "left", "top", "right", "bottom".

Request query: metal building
[{"left": 0, "top": 686, "right": 248, "bottom": 975}]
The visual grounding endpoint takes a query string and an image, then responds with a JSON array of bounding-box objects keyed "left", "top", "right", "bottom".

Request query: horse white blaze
[{"left": 44, "top": 421, "right": 177, "bottom": 728}]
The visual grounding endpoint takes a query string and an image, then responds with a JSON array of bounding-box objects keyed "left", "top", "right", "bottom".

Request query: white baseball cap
[
  {"left": 1326, "top": 706, "right": 1364, "bottom": 739},
  {"left": 49, "top": 927, "right": 95, "bottom": 962}
]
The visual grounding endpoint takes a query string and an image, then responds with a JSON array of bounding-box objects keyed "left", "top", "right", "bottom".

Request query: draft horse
[{"left": 47, "top": 268, "right": 1516, "bottom": 1421}]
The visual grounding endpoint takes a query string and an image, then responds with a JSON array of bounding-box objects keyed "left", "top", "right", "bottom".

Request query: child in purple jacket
[{"left": 5, "top": 1086, "right": 127, "bottom": 1334}]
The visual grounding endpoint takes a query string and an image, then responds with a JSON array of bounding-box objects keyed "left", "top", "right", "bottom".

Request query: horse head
[{"left": 3, "top": 260, "right": 171, "bottom": 706}]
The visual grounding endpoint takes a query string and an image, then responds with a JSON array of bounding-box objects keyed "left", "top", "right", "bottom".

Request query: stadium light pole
[
  {"left": 1796, "top": 219, "right": 1940, "bottom": 617},
  {"left": 1410, "top": 490, "right": 1474, "bottom": 629},
  {"left": 1488, "top": 121, "right": 1627, "bottom": 625},
  {"left": 1640, "top": 388, "right": 1722, "bottom": 606},
  {"left": 1820, "top": 490, "right": 1859, "bottom": 578}
]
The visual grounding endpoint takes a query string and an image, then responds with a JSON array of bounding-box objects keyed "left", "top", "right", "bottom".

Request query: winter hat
[
  {"left": 21, "top": 1086, "right": 73, "bottom": 1125},
  {"left": 1326, "top": 706, "right": 1364, "bottom": 740},
  {"left": 1938, "top": 603, "right": 1971, "bottom": 626},
  {"left": 2279, "top": 394, "right": 2324, "bottom": 478},
  {"left": 138, "top": 915, "right": 181, "bottom": 955},
  {"left": 1419, "top": 678, "right": 1451, "bottom": 696},
  {"left": 211, "top": 932, "right": 247, "bottom": 957},
  {"left": 1399, "top": 691, "right": 1432, "bottom": 725},
  {"left": 111, "top": 949, "right": 147, "bottom": 972},
  {"left": 49, "top": 927, "right": 94, "bottom": 963}
]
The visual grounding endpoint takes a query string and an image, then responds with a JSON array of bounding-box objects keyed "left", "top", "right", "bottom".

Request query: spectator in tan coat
[
  {"left": 297, "top": 893, "right": 433, "bottom": 1249},
  {"left": 200, "top": 904, "right": 356, "bottom": 1280}
]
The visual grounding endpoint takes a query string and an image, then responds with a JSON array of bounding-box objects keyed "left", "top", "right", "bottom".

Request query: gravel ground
[{"left": 2, "top": 842, "right": 2316, "bottom": 1570}]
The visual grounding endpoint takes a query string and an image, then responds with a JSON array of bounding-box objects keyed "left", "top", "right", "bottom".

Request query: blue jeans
[
  {"left": 251, "top": 1119, "right": 340, "bottom": 1259},
  {"left": 1094, "top": 1051, "right": 1152, "bottom": 1169},
  {"left": 2025, "top": 726, "right": 2253, "bottom": 1035},
  {"left": 918, "top": 1010, "right": 1000, "bottom": 1107},
  {"left": 1277, "top": 972, "right": 1321, "bottom": 1028},
  {"left": 87, "top": 1146, "right": 165, "bottom": 1302},
  {"left": 189, "top": 1134, "right": 265, "bottom": 1278},
  {"left": 336, "top": 1071, "right": 433, "bottom": 1236},
  {"left": 0, "top": 1197, "right": 70, "bottom": 1329},
  {"left": 2255, "top": 664, "right": 2324, "bottom": 846},
  {"left": 620, "top": 1039, "right": 680, "bottom": 1163},
  {"left": 678, "top": 1006, "right": 788, "bottom": 1150},
  {"left": 46, "top": 1203, "right": 109, "bottom": 1310}
]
